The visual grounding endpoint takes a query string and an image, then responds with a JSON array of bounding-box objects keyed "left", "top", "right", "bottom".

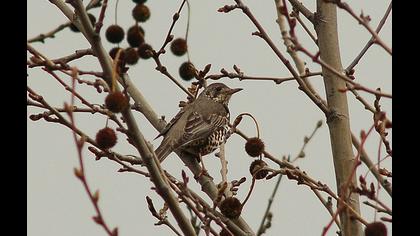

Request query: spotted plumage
[{"left": 155, "top": 83, "right": 242, "bottom": 162}]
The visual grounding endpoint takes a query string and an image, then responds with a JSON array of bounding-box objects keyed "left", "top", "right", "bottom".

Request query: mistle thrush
[{"left": 155, "top": 83, "right": 242, "bottom": 163}]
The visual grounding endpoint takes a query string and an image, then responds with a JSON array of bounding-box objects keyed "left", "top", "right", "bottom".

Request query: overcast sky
[{"left": 28, "top": 0, "right": 392, "bottom": 235}]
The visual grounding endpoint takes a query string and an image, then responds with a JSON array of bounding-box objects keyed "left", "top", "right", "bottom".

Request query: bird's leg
[
  {"left": 194, "top": 153, "right": 212, "bottom": 180},
  {"left": 199, "top": 153, "right": 209, "bottom": 176}
]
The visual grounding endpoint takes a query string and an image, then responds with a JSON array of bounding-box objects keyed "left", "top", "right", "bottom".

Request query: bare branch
[{"left": 345, "top": 2, "right": 392, "bottom": 72}]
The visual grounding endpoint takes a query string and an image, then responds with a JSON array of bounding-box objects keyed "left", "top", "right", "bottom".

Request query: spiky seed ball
[
  {"left": 365, "top": 222, "right": 387, "bottom": 236},
  {"left": 132, "top": 0, "right": 147, "bottom": 3},
  {"left": 127, "top": 25, "right": 145, "bottom": 47},
  {"left": 109, "top": 47, "right": 125, "bottom": 59},
  {"left": 105, "top": 25, "right": 125, "bottom": 44},
  {"left": 249, "top": 160, "right": 269, "bottom": 179},
  {"left": 220, "top": 197, "right": 242, "bottom": 219},
  {"left": 70, "top": 13, "right": 96, "bottom": 32},
  {"left": 128, "top": 24, "right": 145, "bottom": 37},
  {"left": 137, "top": 43, "right": 153, "bottom": 59},
  {"left": 170, "top": 38, "right": 188, "bottom": 56},
  {"left": 132, "top": 4, "right": 150, "bottom": 22},
  {"left": 245, "top": 137, "right": 265, "bottom": 157},
  {"left": 179, "top": 62, "right": 196, "bottom": 81},
  {"left": 96, "top": 127, "right": 117, "bottom": 149},
  {"left": 124, "top": 48, "right": 139, "bottom": 65},
  {"left": 105, "top": 92, "right": 129, "bottom": 113}
]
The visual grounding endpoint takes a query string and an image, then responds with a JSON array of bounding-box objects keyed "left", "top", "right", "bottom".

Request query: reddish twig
[
  {"left": 321, "top": 125, "right": 375, "bottom": 236},
  {"left": 345, "top": 2, "right": 392, "bottom": 73},
  {"left": 297, "top": 46, "right": 392, "bottom": 98},
  {"left": 329, "top": 0, "right": 392, "bottom": 55},
  {"left": 43, "top": 68, "right": 98, "bottom": 110},
  {"left": 94, "top": 0, "right": 108, "bottom": 33},
  {"left": 65, "top": 70, "right": 117, "bottom": 236},
  {"left": 373, "top": 93, "right": 392, "bottom": 156}
]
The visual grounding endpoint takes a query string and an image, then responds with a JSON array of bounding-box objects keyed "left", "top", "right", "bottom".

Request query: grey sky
[{"left": 28, "top": 0, "right": 392, "bottom": 235}]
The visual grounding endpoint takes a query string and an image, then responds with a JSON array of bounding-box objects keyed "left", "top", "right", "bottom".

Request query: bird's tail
[{"left": 154, "top": 143, "right": 172, "bottom": 162}]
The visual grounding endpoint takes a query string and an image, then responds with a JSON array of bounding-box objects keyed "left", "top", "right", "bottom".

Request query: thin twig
[
  {"left": 297, "top": 46, "right": 392, "bottom": 98},
  {"left": 185, "top": 0, "right": 191, "bottom": 62},
  {"left": 145, "top": 196, "right": 183, "bottom": 236},
  {"left": 94, "top": 0, "right": 108, "bottom": 33},
  {"left": 352, "top": 133, "right": 392, "bottom": 197},
  {"left": 294, "top": 13, "right": 317, "bottom": 44},
  {"left": 220, "top": 0, "right": 330, "bottom": 114},
  {"left": 363, "top": 201, "right": 391, "bottom": 216},
  {"left": 158, "top": 0, "right": 188, "bottom": 54},
  {"left": 321, "top": 125, "right": 375, "bottom": 236},
  {"left": 287, "top": 0, "right": 315, "bottom": 23},
  {"left": 28, "top": 0, "right": 102, "bottom": 43},
  {"left": 331, "top": 0, "right": 392, "bottom": 55},
  {"left": 206, "top": 67, "right": 322, "bottom": 85},
  {"left": 290, "top": 120, "right": 322, "bottom": 163},
  {"left": 256, "top": 171, "right": 283, "bottom": 236},
  {"left": 27, "top": 22, "right": 72, "bottom": 43},
  {"left": 345, "top": 2, "right": 392, "bottom": 72},
  {"left": 148, "top": 0, "right": 194, "bottom": 98}
]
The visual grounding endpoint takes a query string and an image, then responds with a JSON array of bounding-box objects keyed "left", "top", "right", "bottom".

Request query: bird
[{"left": 154, "top": 83, "right": 242, "bottom": 169}]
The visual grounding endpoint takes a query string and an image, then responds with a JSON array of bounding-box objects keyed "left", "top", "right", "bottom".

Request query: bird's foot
[{"left": 194, "top": 167, "right": 213, "bottom": 180}]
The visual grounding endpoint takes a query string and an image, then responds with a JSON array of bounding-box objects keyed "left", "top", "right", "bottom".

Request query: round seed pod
[
  {"left": 170, "top": 38, "right": 188, "bottom": 56},
  {"left": 132, "top": 4, "right": 150, "bottom": 22},
  {"left": 124, "top": 48, "right": 139, "bottom": 65},
  {"left": 96, "top": 127, "right": 117, "bottom": 149},
  {"left": 220, "top": 197, "right": 242, "bottom": 219},
  {"left": 249, "top": 159, "right": 269, "bottom": 179},
  {"left": 137, "top": 43, "right": 153, "bottom": 59},
  {"left": 365, "top": 222, "right": 387, "bottom": 236},
  {"left": 245, "top": 137, "right": 265, "bottom": 157},
  {"left": 105, "top": 25, "right": 125, "bottom": 44},
  {"left": 105, "top": 92, "right": 129, "bottom": 113},
  {"left": 127, "top": 25, "right": 145, "bottom": 47},
  {"left": 179, "top": 62, "right": 196, "bottom": 81}
]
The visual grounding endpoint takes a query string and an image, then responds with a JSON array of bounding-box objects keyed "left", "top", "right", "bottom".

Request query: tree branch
[{"left": 314, "top": 1, "right": 362, "bottom": 235}]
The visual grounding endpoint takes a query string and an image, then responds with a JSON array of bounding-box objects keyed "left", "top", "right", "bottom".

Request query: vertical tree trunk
[{"left": 315, "top": 1, "right": 362, "bottom": 236}]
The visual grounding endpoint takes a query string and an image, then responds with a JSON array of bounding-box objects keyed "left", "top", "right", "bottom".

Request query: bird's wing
[
  {"left": 179, "top": 112, "right": 229, "bottom": 148},
  {"left": 154, "top": 108, "right": 186, "bottom": 140}
]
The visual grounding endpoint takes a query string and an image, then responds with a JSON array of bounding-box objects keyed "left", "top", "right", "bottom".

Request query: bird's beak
[{"left": 227, "top": 88, "right": 243, "bottom": 95}]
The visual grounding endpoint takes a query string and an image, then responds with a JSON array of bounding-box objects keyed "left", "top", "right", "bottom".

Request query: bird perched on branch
[{"left": 155, "top": 83, "right": 242, "bottom": 171}]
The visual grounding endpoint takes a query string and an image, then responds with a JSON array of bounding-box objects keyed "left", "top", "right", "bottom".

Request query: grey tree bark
[{"left": 315, "top": 1, "right": 362, "bottom": 236}]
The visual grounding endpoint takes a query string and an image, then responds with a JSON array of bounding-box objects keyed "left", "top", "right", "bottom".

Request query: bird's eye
[{"left": 216, "top": 87, "right": 222, "bottom": 92}]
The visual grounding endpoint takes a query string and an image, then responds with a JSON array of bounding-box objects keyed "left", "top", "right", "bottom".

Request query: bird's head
[{"left": 199, "top": 83, "right": 242, "bottom": 105}]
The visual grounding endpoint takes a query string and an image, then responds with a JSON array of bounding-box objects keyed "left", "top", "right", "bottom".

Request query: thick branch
[{"left": 315, "top": 1, "right": 361, "bottom": 235}]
